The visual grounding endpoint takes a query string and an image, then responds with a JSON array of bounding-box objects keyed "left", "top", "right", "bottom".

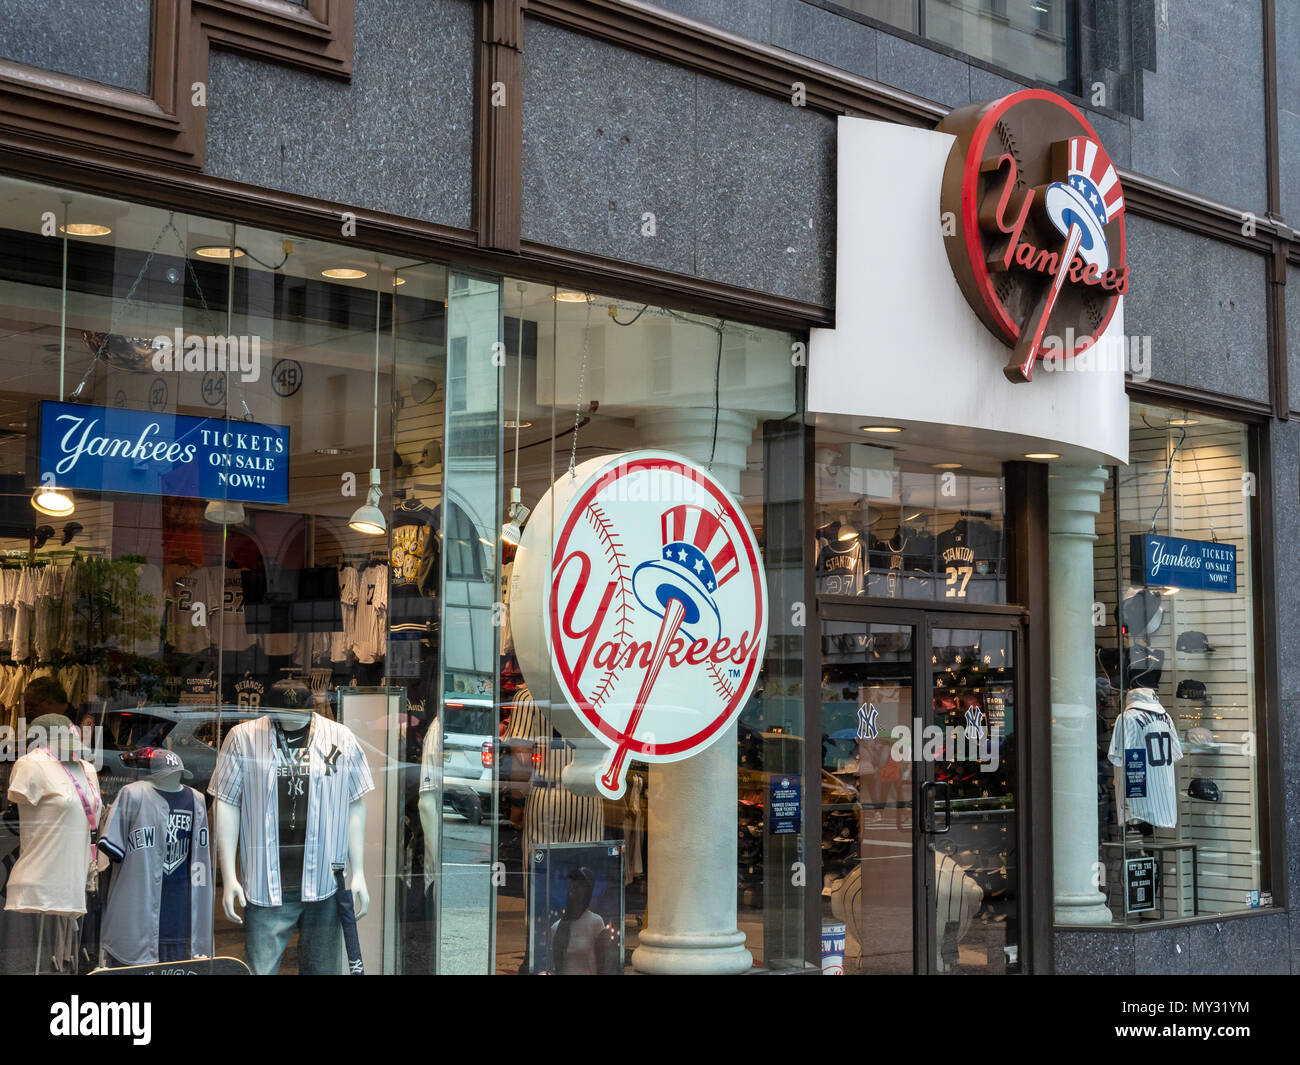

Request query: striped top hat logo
[
  {"left": 510, "top": 451, "right": 768, "bottom": 800},
  {"left": 938, "top": 90, "right": 1129, "bottom": 383}
]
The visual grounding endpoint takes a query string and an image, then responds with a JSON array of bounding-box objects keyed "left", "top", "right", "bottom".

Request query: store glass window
[
  {"left": 0, "top": 172, "right": 448, "bottom": 974},
  {"left": 813, "top": 437, "right": 1007, "bottom": 604},
  {"left": 1092, "top": 403, "right": 1269, "bottom": 922},
  {"left": 468, "top": 281, "right": 806, "bottom": 973},
  {"left": 823, "top": 0, "right": 1077, "bottom": 92}
]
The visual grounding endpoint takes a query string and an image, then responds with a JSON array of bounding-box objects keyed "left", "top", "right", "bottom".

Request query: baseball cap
[
  {"left": 1176, "top": 679, "right": 1209, "bottom": 702},
  {"left": 1176, "top": 630, "right": 1215, "bottom": 653},
  {"left": 1188, "top": 778, "right": 1221, "bottom": 802},
  {"left": 1187, "top": 726, "right": 1215, "bottom": 745},
  {"left": 1120, "top": 589, "right": 1164, "bottom": 637},
  {"left": 142, "top": 748, "right": 193, "bottom": 780},
  {"left": 1124, "top": 687, "right": 1166, "bottom": 714}
]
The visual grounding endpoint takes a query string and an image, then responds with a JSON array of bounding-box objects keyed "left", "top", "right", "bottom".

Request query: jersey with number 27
[{"left": 1107, "top": 707, "right": 1183, "bottom": 828}]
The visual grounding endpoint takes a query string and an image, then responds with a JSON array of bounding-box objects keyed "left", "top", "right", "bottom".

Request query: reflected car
[
  {"left": 439, "top": 696, "right": 497, "bottom": 824},
  {"left": 82, "top": 705, "right": 421, "bottom": 807}
]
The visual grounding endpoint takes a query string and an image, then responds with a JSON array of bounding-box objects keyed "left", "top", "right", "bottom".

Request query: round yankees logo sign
[
  {"left": 938, "top": 89, "right": 1128, "bottom": 383},
  {"left": 512, "top": 451, "right": 768, "bottom": 800}
]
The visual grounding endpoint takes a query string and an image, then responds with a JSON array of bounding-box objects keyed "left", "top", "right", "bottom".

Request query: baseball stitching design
[{"left": 583, "top": 502, "right": 633, "bottom": 711}]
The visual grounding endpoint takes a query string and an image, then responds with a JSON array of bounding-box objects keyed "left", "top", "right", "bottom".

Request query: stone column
[
  {"left": 630, "top": 408, "right": 755, "bottom": 974},
  {"left": 1049, "top": 465, "right": 1113, "bottom": 925}
]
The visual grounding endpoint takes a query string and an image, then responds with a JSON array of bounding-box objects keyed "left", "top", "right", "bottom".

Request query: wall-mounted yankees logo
[
  {"left": 857, "top": 702, "right": 879, "bottom": 740},
  {"left": 938, "top": 90, "right": 1128, "bottom": 382},
  {"left": 512, "top": 451, "right": 768, "bottom": 800}
]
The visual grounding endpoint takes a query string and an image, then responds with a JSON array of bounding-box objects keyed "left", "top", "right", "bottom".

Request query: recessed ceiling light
[
  {"left": 8, "top": 421, "right": 26, "bottom": 430},
  {"left": 194, "top": 245, "right": 244, "bottom": 259},
  {"left": 1024, "top": 452, "right": 1060, "bottom": 460},
  {"left": 503, "top": 420, "right": 532, "bottom": 429},
  {"left": 392, "top": 276, "right": 406, "bottom": 286},
  {"left": 59, "top": 223, "right": 111, "bottom": 237},
  {"left": 315, "top": 447, "right": 353, "bottom": 456},
  {"left": 1168, "top": 417, "right": 1198, "bottom": 426},
  {"left": 322, "top": 268, "right": 367, "bottom": 280},
  {"left": 932, "top": 462, "right": 962, "bottom": 470},
  {"left": 861, "top": 425, "right": 903, "bottom": 434},
  {"left": 554, "top": 291, "right": 588, "bottom": 303}
]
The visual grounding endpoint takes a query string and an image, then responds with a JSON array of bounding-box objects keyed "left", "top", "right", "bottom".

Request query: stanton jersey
[
  {"left": 1107, "top": 699, "right": 1184, "bottom": 828},
  {"left": 816, "top": 539, "right": 866, "bottom": 596}
]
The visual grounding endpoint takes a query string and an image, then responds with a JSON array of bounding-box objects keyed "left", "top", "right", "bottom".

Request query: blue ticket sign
[
  {"left": 769, "top": 775, "right": 802, "bottom": 836},
  {"left": 37, "top": 401, "right": 289, "bottom": 504},
  {"left": 1130, "top": 533, "right": 1237, "bottom": 594}
]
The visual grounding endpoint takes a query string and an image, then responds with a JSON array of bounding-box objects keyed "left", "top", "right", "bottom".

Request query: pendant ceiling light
[
  {"left": 204, "top": 499, "right": 246, "bottom": 525},
  {"left": 35, "top": 200, "right": 75, "bottom": 520},
  {"left": 350, "top": 271, "right": 387, "bottom": 536}
]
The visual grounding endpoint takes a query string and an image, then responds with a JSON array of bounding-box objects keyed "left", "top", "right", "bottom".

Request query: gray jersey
[{"left": 98, "top": 781, "right": 213, "bottom": 966}]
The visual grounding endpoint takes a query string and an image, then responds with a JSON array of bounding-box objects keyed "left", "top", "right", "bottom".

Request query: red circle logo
[
  {"left": 516, "top": 451, "right": 768, "bottom": 799},
  {"left": 938, "top": 90, "right": 1128, "bottom": 382}
]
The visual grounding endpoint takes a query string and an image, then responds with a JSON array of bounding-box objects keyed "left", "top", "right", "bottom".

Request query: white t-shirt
[
  {"left": 5, "top": 750, "right": 101, "bottom": 916},
  {"left": 1108, "top": 706, "right": 1184, "bottom": 828}
]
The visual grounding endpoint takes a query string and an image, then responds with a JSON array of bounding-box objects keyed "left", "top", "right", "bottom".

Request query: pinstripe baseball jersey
[
  {"left": 1107, "top": 689, "right": 1183, "bottom": 828},
  {"left": 209, "top": 713, "right": 374, "bottom": 907},
  {"left": 503, "top": 689, "right": 604, "bottom": 856},
  {"left": 98, "top": 781, "right": 213, "bottom": 966}
]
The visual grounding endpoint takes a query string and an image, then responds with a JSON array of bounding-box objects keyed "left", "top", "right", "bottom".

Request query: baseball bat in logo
[
  {"left": 938, "top": 90, "right": 1128, "bottom": 383},
  {"left": 511, "top": 451, "right": 768, "bottom": 800}
]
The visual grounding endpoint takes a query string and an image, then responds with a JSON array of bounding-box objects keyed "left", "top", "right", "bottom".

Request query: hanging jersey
[
  {"left": 352, "top": 564, "right": 388, "bottom": 664},
  {"left": 221, "top": 569, "right": 254, "bottom": 652},
  {"left": 1107, "top": 707, "right": 1183, "bottom": 828},
  {"left": 165, "top": 566, "right": 223, "bottom": 654},
  {"left": 816, "top": 538, "right": 866, "bottom": 596}
]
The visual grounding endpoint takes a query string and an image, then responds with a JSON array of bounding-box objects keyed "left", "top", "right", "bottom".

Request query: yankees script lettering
[{"left": 512, "top": 451, "right": 768, "bottom": 800}]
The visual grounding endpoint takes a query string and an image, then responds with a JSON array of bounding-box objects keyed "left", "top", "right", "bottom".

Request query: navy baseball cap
[
  {"left": 1177, "top": 630, "right": 1216, "bottom": 653},
  {"left": 144, "top": 748, "right": 193, "bottom": 780},
  {"left": 1188, "top": 778, "right": 1220, "bottom": 802}
]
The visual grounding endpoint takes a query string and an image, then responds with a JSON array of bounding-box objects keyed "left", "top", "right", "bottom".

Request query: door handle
[
  {"left": 921, "top": 780, "right": 951, "bottom": 834},
  {"left": 933, "top": 780, "right": 951, "bottom": 834}
]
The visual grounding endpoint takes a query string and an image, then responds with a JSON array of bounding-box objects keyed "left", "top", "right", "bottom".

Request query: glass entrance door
[
  {"left": 819, "top": 617, "right": 918, "bottom": 974},
  {"left": 920, "top": 619, "right": 1020, "bottom": 974},
  {"left": 819, "top": 609, "right": 1022, "bottom": 974}
]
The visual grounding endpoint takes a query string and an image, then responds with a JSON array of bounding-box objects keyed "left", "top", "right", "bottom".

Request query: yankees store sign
[
  {"left": 513, "top": 451, "right": 768, "bottom": 800},
  {"left": 937, "top": 89, "right": 1129, "bottom": 383}
]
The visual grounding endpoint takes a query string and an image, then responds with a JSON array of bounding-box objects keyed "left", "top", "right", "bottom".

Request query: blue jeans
[{"left": 244, "top": 890, "right": 341, "bottom": 975}]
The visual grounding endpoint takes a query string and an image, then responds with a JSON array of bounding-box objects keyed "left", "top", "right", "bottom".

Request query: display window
[
  {"left": 1091, "top": 402, "right": 1269, "bottom": 922},
  {"left": 0, "top": 177, "right": 809, "bottom": 975},
  {"left": 0, "top": 172, "right": 450, "bottom": 973},
  {"left": 446, "top": 280, "right": 806, "bottom": 974}
]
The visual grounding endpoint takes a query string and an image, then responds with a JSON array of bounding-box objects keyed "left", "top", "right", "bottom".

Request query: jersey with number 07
[{"left": 1107, "top": 707, "right": 1183, "bottom": 828}]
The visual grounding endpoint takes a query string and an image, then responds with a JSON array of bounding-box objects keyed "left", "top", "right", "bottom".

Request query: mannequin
[
  {"left": 4, "top": 712, "right": 101, "bottom": 974},
  {"left": 98, "top": 749, "right": 213, "bottom": 967},
  {"left": 210, "top": 709, "right": 373, "bottom": 975}
]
